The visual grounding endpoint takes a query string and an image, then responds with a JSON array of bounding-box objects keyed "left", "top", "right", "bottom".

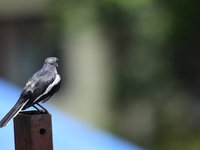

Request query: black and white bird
[{"left": 0, "top": 57, "right": 61, "bottom": 128}]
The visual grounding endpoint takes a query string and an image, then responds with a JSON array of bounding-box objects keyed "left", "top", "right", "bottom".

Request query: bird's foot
[{"left": 36, "top": 103, "right": 49, "bottom": 114}]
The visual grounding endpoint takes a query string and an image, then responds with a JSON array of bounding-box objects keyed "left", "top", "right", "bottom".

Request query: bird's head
[{"left": 45, "top": 57, "right": 59, "bottom": 68}]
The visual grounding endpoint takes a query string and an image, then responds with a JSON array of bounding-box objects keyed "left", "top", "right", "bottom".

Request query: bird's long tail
[{"left": 0, "top": 99, "right": 28, "bottom": 128}]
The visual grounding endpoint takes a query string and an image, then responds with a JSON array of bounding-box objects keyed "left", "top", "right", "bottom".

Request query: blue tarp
[{"left": 0, "top": 78, "right": 143, "bottom": 150}]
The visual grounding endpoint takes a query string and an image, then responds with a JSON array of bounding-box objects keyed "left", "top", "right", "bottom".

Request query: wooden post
[{"left": 14, "top": 111, "right": 53, "bottom": 150}]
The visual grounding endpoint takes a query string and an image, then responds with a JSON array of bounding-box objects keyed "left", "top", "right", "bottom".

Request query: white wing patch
[
  {"left": 26, "top": 81, "right": 36, "bottom": 93},
  {"left": 33, "top": 74, "right": 61, "bottom": 103}
]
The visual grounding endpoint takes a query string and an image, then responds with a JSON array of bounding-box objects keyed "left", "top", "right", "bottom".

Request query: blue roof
[{"left": 0, "top": 78, "right": 144, "bottom": 150}]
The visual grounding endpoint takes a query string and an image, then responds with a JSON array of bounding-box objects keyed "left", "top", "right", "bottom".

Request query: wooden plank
[{"left": 14, "top": 111, "right": 53, "bottom": 150}]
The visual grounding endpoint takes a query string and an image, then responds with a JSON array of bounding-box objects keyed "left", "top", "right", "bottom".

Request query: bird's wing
[
  {"left": 22, "top": 70, "right": 56, "bottom": 109},
  {"left": 41, "top": 74, "right": 61, "bottom": 103}
]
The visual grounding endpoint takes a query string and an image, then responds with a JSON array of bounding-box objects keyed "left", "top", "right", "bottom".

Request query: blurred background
[{"left": 0, "top": 0, "right": 200, "bottom": 149}]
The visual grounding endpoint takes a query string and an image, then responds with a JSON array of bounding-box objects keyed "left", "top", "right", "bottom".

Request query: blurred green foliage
[{"left": 49, "top": 0, "right": 200, "bottom": 149}]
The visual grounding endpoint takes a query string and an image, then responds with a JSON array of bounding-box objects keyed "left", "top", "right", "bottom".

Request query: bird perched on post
[{"left": 0, "top": 57, "right": 61, "bottom": 128}]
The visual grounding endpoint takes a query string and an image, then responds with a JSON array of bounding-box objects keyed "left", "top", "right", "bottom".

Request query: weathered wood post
[{"left": 14, "top": 111, "right": 53, "bottom": 150}]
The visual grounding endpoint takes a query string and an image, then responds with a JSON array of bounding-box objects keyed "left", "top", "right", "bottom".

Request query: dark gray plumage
[{"left": 0, "top": 57, "right": 61, "bottom": 128}]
